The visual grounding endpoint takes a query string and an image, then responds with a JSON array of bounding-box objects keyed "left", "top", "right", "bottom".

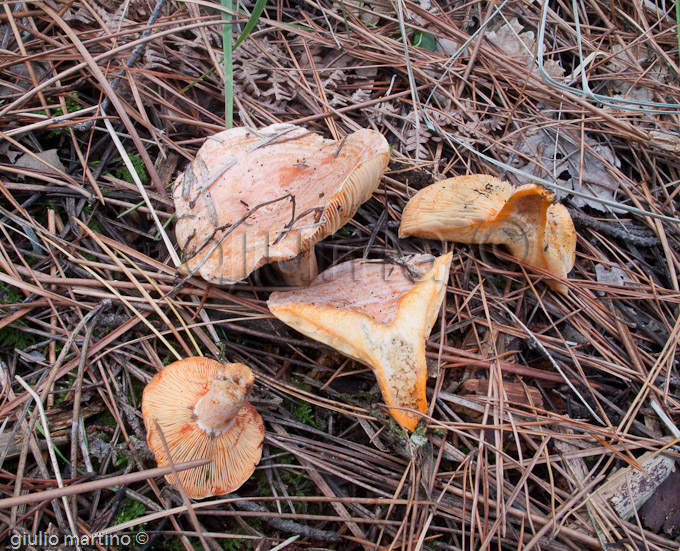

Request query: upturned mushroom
[
  {"left": 173, "top": 124, "right": 390, "bottom": 286},
  {"left": 399, "top": 175, "right": 576, "bottom": 294},
  {"left": 142, "top": 357, "right": 264, "bottom": 499},
  {"left": 268, "top": 253, "right": 452, "bottom": 431}
]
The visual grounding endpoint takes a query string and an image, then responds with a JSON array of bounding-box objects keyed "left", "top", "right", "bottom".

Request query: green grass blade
[
  {"left": 221, "top": 0, "right": 234, "bottom": 129},
  {"left": 233, "top": 0, "right": 268, "bottom": 51},
  {"left": 676, "top": 1, "right": 680, "bottom": 61}
]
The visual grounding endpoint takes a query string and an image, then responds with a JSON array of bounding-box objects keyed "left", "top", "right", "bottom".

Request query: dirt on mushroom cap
[
  {"left": 268, "top": 253, "right": 452, "bottom": 430},
  {"left": 173, "top": 124, "right": 390, "bottom": 285},
  {"left": 399, "top": 175, "right": 576, "bottom": 294}
]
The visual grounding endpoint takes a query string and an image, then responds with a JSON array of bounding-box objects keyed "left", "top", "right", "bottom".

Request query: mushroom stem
[
  {"left": 274, "top": 247, "right": 319, "bottom": 286},
  {"left": 193, "top": 365, "right": 254, "bottom": 436}
]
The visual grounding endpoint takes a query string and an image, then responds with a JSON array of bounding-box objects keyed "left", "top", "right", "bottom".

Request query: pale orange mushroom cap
[
  {"left": 142, "top": 358, "right": 264, "bottom": 499},
  {"left": 268, "top": 253, "right": 452, "bottom": 431},
  {"left": 173, "top": 124, "right": 390, "bottom": 285},
  {"left": 399, "top": 175, "right": 576, "bottom": 294}
]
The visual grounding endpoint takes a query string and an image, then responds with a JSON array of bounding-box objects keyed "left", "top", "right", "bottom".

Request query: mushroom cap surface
[
  {"left": 399, "top": 175, "right": 576, "bottom": 294},
  {"left": 268, "top": 253, "right": 452, "bottom": 430},
  {"left": 142, "top": 357, "right": 264, "bottom": 499},
  {"left": 173, "top": 124, "right": 390, "bottom": 284}
]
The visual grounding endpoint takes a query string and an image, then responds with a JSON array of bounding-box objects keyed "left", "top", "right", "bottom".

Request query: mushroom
[
  {"left": 173, "top": 124, "right": 390, "bottom": 286},
  {"left": 399, "top": 175, "right": 576, "bottom": 294},
  {"left": 267, "top": 252, "right": 452, "bottom": 431},
  {"left": 142, "top": 357, "right": 264, "bottom": 499}
]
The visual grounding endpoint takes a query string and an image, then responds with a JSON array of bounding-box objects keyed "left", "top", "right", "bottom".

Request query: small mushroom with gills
[
  {"left": 268, "top": 252, "right": 452, "bottom": 431},
  {"left": 173, "top": 123, "right": 390, "bottom": 286},
  {"left": 142, "top": 357, "right": 264, "bottom": 499},
  {"left": 399, "top": 175, "right": 576, "bottom": 294}
]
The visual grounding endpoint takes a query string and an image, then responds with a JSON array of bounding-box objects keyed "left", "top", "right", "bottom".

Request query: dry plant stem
[
  {"left": 80, "top": 0, "right": 167, "bottom": 131},
  {"left": 15, "top": 376, "right": 79, "bottom": 538},
  {"left": 230, "top": 499, "right": 342, "bottom": 542},
  {"left": 100, "top": 114, "right": 180, "bottom": 266},
  {"left": 6, "top": 302, "right": 111, "bottom": 527},
  {"left": 268, "top": 423, "right": 369, "bottom": 545},
  {"left": 74, "top": 220, "right": 192, "bottom": 356},
  {"left": 12, "top": 300, "right": 110, "bottom": 432},
  {"left": 151, "top": 420, "right": 211, "bottom": 551},
  {"left": 4, "top": 374, "right": 65, "bottom": 531},
  {"left": 171, "top": 193, "right": 293, "bottom": 293},
  {"left": 501, "top": 304, "right": 605, "bottom": 424},
  {"left": 70, "top": 300, "right": 109, "bottom": 522},
  {"left": 0, "top": 459, "right": 211, "bottom": 509}
]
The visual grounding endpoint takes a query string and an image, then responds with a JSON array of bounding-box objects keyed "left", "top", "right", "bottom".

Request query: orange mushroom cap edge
[
  {"left": 142, "top": 357, "right": 264, "bottom": 499},
  {"left": 399, "top": 175, "right": 576, "bottom": 294}
]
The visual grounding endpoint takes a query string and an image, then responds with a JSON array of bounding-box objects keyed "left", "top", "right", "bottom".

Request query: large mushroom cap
[
  {"left": 173, "top": 124, "right": 390, "bottom": 285},
  {"left": 399, "top": 175, "right": 576, "bottom": 294},
  {"left": 268, "top": 253, "right": 452, "bottom": 431},
  {"left": 142, "top": 357, "right": 264, "bottom": 499}
]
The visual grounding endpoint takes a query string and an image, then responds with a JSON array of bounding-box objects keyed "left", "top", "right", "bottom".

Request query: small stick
[
  {"left": 273, "top": 204, "right": 325, "bottom": 245},
  {"left": 247, "top": 127, "right": 312, "bottom": 152},
  {"left": 152, "top": 420, "right": 211, "bottom": 551},
  {"left": 196, "top": 157, "right": 237, "bottom": 195},
  {"left": 78, "top": 0, "right": 167, "bottom": 131},
  {"left": 15, "top": 376, "right": 80, "bottom": 538},
  {"left": 333, "top": 135, "right": 348, "bottom": 158},
  {"left": 0, "top": 459, "right": 211, "bottom": 509},
  {"left": 70, "top": 300, "right": 109, "bottom": 521},
  {"left": 171, "top": 193, "right": 292, "bottom": 294},
  {"left": 231, "top": 498, "right": 343, "bottom": 542}
]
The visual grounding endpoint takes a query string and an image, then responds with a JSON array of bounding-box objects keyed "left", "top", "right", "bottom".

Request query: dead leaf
[
  {"left": 15, "top": 149, "right": 66, "bottom": 177},
  {"left": 542, "top": 59, "right": 565, "bottom": 80},
  {"left": 595, "top": 264, "right": 630, "bottom": 287},
  {"left": 607, "top": 44, "right": 669, "bottom": 106},
  {"left": 640, "top": 466, "right": 680, "bottom": 533},
  {"left": 514, "top": 128, "right": 625, "bottom": 213},
  {"left": 485, "top": 18, "right": 534, "bottom": 59}
]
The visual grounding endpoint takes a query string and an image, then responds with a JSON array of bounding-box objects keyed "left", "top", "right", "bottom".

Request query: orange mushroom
[
  {"left": 173, "top": 124, "right": 390, "bottom": 286},
  {"left": 268, "top": 253, "right": 452, "bottom": 431},
  {"left": 142, "top": 357, "right": 264, "bottom": 499},
  {"left": 399, "top": 175, "right": 576, "bottom": 294}
]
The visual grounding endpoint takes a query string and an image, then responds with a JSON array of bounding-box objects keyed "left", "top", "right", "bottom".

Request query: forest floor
[{"left": 1, "top": 0, "right": 679, "bottom": 550}]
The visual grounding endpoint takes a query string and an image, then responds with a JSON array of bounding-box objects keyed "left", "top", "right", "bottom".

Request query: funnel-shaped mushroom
[
  {"left": 142, "top": 358, "right": 264, "bottom": 499},
  {"left": 173, "top": 124, "right": 390, "bottom": 285},
  {"left": 268, "top": 253, "right": 452, "bottom": 431},
  {"left": 399, "top": 175, "right": 576, "bottom": 294}
]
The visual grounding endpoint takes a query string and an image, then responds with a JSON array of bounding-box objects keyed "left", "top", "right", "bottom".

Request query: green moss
[
  {"left": 221, "top": 535, "right": 251, "bottom": 551},
  {"left": 0, "top": 322, "right": 39, "bottom": 349},
  {"left": 292, "top": 402, "right": 315, "bottom": 426},
  {"left": 36, "top": 93, "right": 82, "bottom": 139},
  {"left": 82, "top": 203, "right": 103, "bottom": 234},
  {"left": 53, "top": 376, "right": 76, "bottom": 406},
  {"left": 255, "top": 471, "right": 273, "bottom": 497},
  {"left": 98, "top": 411, "right": 117, "bottom": 426},
  {"left": 113, "top": 154, "right": 149, "bottom": 184},
  {"left": 114, "top": 453, "right": 129, "bottom": 469},
  {"left": 291, "top": 377, "right": 310, "bottom": 391},
  {"left": 0, "top": 282, "right": 23, "bottom": 305},
  {"left": 114, "top": 498, "right": 146, "bottom": 529}
]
